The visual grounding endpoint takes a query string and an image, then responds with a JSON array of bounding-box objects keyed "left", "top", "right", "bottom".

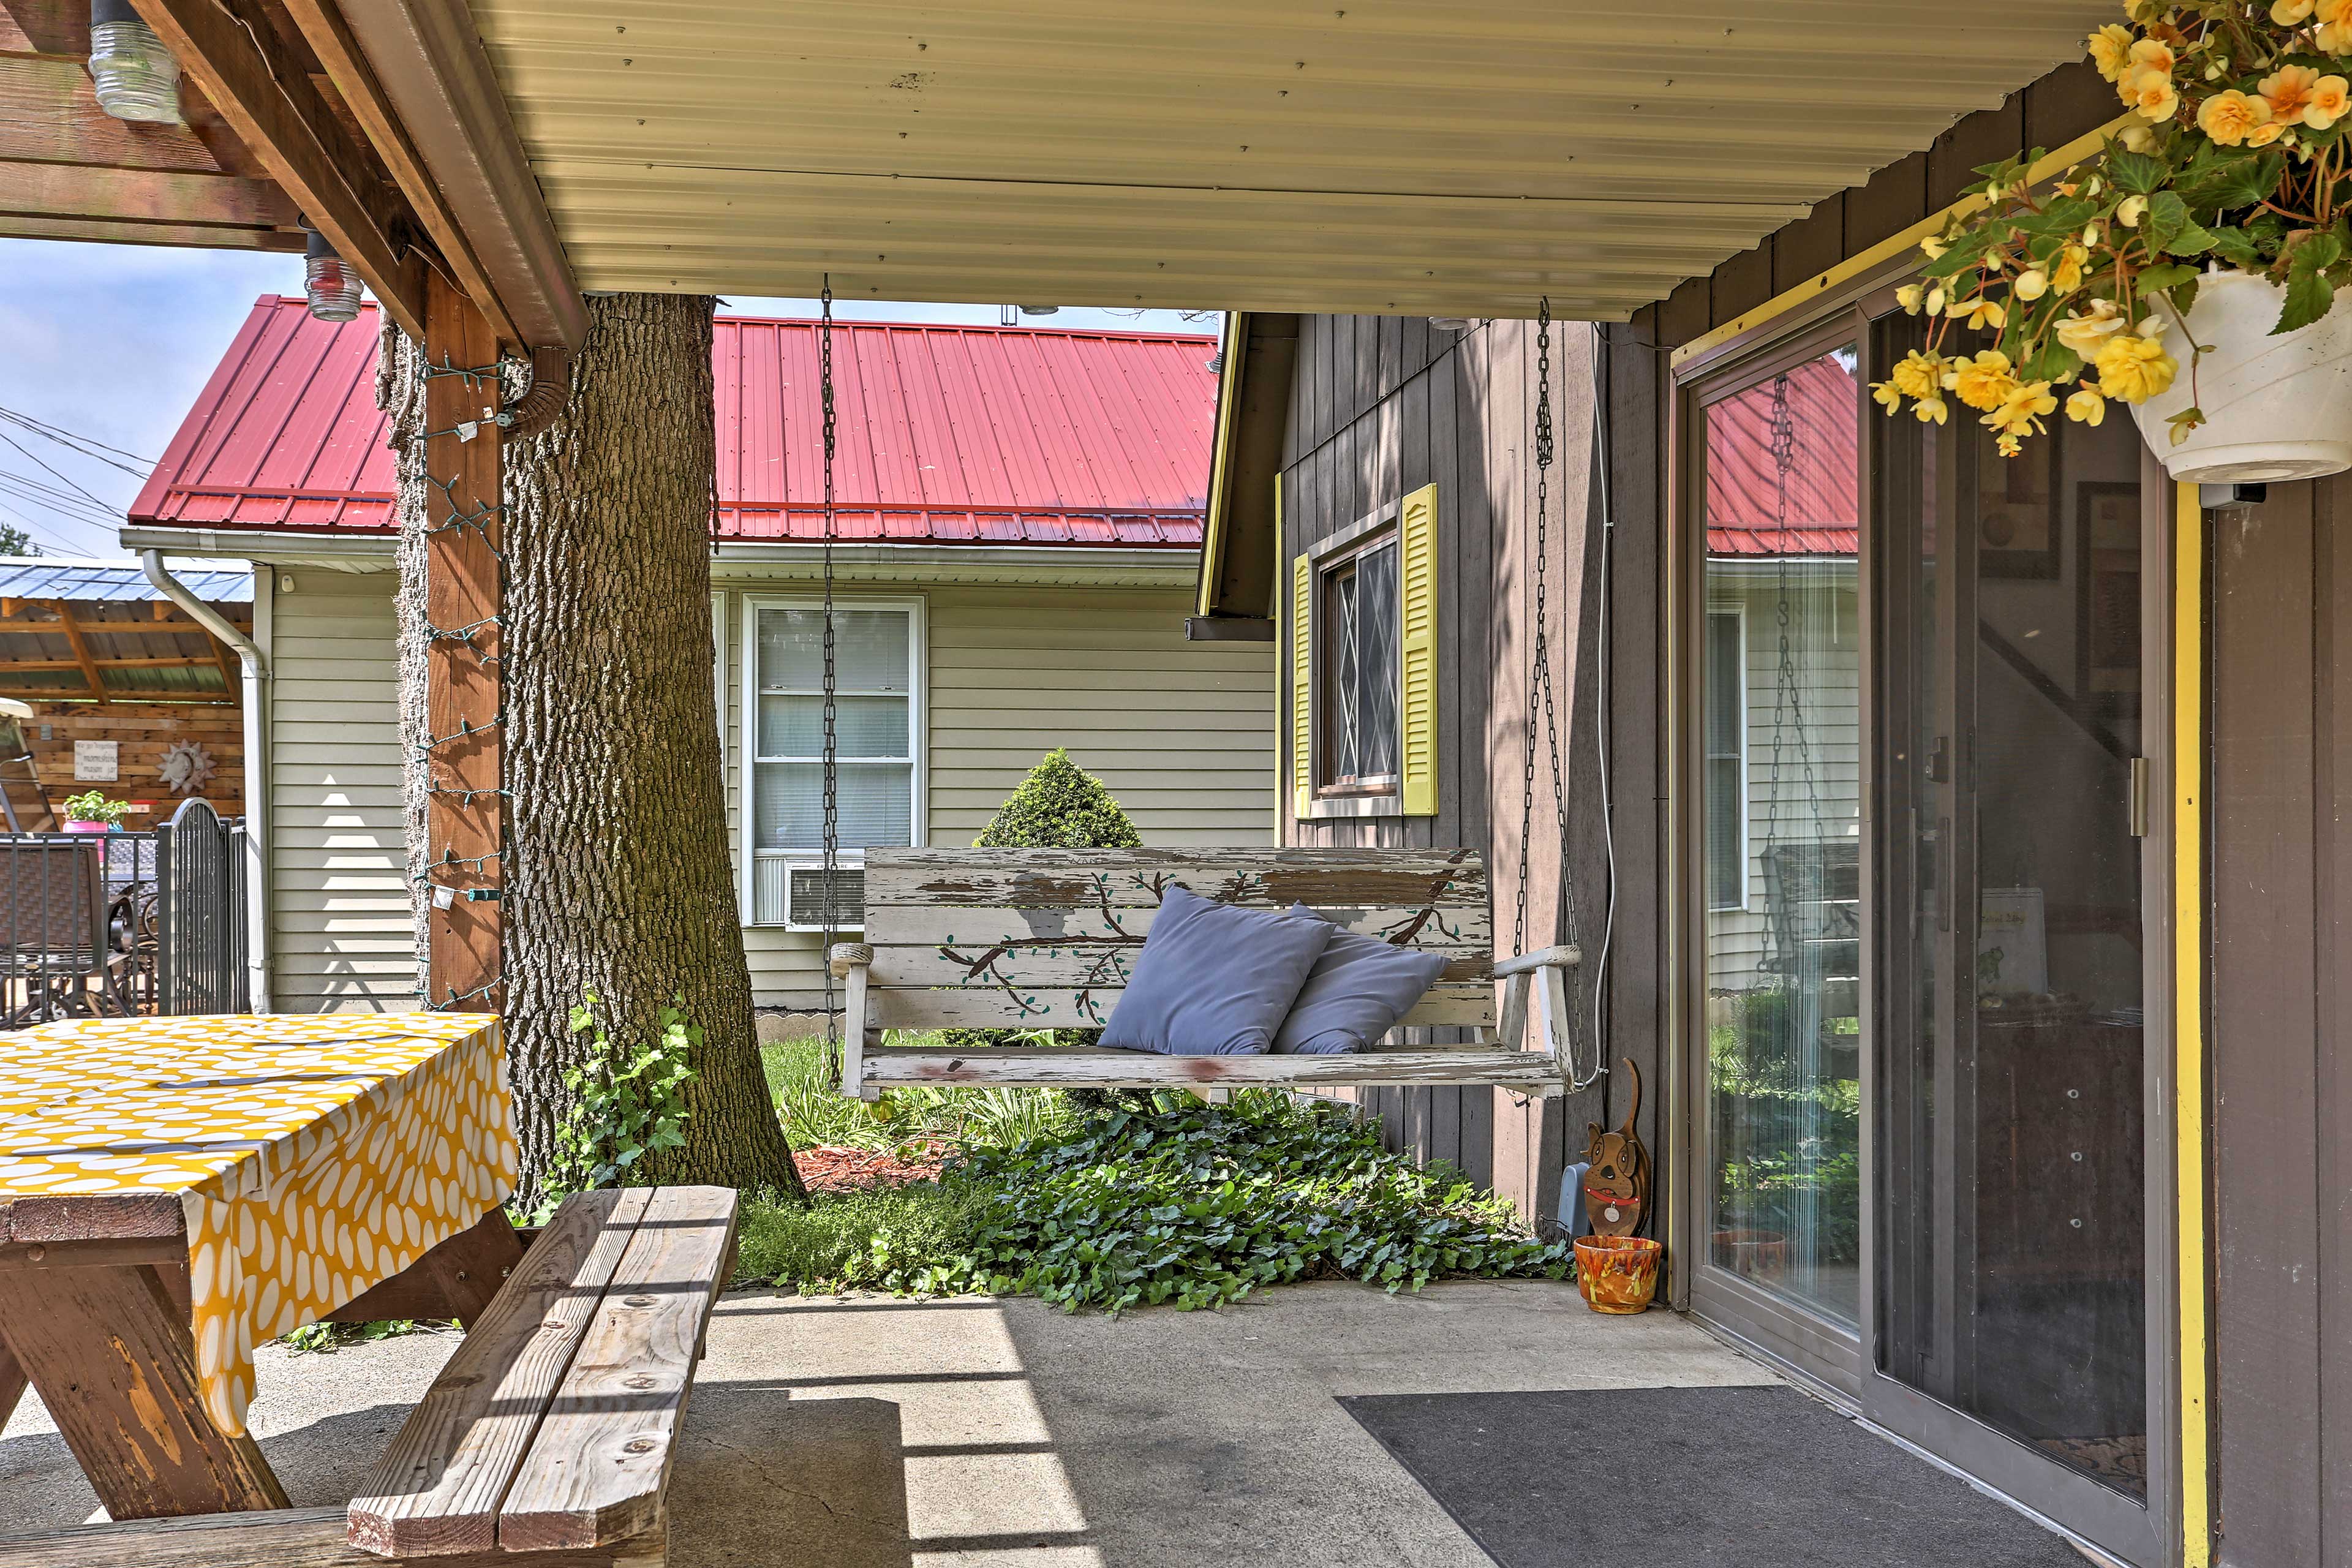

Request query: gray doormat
[{"left": 1340, "top": 1386, "right": 2085, "bottom": 1567}]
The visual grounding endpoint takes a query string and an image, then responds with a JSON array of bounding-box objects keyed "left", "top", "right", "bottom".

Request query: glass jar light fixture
[
  {"left": 302, "top": 224, "right": 363, "bottom": 322},
  {"left": 88, "top": 0, "right": 183, "bottom": 125}
]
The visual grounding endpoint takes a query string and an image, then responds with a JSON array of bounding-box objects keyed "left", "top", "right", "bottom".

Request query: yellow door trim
[
  {"left": 2174, "top": 480, "right": 2211, "bottom": 1568},
  {"left": 1669, "top": 117, "right": 2133, "bottom": 371}
]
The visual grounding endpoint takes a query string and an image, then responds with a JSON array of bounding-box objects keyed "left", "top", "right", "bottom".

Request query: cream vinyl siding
[
  {"left": 268, "top": 567, "right": 415, "bottom": 1012},
  {"left": 258, "top": 572, "right": 1275, "bottom": 1014},
  {"left": 724, "top": 581, "right": 1277, "bottom": 1008}
]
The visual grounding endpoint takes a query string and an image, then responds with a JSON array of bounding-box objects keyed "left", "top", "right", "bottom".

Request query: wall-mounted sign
[{"left": 73, "top": 739, "right": 118, "bottom": 783}]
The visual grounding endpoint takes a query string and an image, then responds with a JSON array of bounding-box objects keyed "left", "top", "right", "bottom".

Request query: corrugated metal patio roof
[
  {"left": 464, "top": 1, "right": 2114, "bottom": 318},
  {"left": 130, "top": 298, "right": 1218, "bottom": 548},
  {"left": 0, "top": 557, "right": 252, "bottom": 605}
]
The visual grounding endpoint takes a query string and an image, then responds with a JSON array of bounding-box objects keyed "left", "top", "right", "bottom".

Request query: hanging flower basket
[
  {"left": 1868, "top": 4, "right": 2352, "bottom": 478},
  {"left": 2134, "top": 268, "right": 2352, "bottom": 481}
]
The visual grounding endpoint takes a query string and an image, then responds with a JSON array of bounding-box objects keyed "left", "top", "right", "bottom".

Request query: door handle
[{"left": 2129, "top": 756, "right": 2150, "bottom": 839}]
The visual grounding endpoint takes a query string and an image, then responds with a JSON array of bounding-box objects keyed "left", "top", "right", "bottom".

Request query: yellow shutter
[
  {"left": 1291, "top": 548, "right": 1313, "bottom": 819},
  {"left": 1398, "top": 482, "right": 1439, "bottom": 816}
]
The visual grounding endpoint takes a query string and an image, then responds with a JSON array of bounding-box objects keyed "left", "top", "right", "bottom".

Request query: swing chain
[
  {"left": 820, "top": 279, "right": 841, "bottom": 1050},
  {"left": 1514, "top": 299, "right": 1597, "bottom": 1094}
]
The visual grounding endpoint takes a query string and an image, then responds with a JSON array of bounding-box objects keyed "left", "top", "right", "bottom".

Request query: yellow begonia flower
[
  {"left": 2057, "top": 300, "right": 2132, "bottom": 357},
  {"left": 1947, "top": 350, "right": 2020, "bottom": 413},
  {"left": 2053, "top": 243, "right": 2090, "bottom": 294},
  {"left": 1871, "top": 379, "right": 1902, "bottom": 415},
  {"left": 1895, "top": 283, "right": 1924, "bottom": 315},
  {"left": 1913, "top": 396, "right": 1950, "bottom": 426},
  {"left": 2015, "top": 268, "right": 2050, "bottom": 301},
  {"left": 2308, "top": 74, "right": 2352, "bottom": 128},
  {"left": 1983, "top": 381, "right": 2060, "bottom": 441},
  {"left": 2198, "top": 90, "right": 2274, "bottom": 146},
  {"left": 2116, "top": 194, "right": 2148, "bottom": 227},
  {"left": 2067, "top": 387, "right": 2109, "bottom": 426},
  {"left": 2262, "top": 64, "right": 2323, "bottom": 125},
  {"left": 2127, "top": 38, "right": 2175, "bottom": 78},
  {"left": 2120, "top": 124, "right": 2156, "bottom": 153},
  {"left": 2094, "top": 333, "right": 2179, "bottom": 403},
  {"left": 1997, "top": 432, "right": 2024, "bottom": 458},
  {"left": 2321, "top": 0, "right": 2352, "bottom": 51},
  {"left": 2122, "top": 72, "right": 2180, "bottom": 121},
  {"left": 1890, "top": 351, "right": 1945, "bottom": 401},
  {"left": 2088, "top": 24, "right": 2135, "bottom": 80},
  {"left": 2277, "top": 0, "right": 2319, "bottom": 23},
  {"left": 1947, "top": 295, "right": 2006, "bottom": 331},
  {"left": 1921, "top": 236, "right": 1950, "bottom": 260}
]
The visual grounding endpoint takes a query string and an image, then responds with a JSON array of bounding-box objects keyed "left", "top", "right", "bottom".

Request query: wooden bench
[
  {"left": 0, "top": 1186, "right": 737, "bottom": 1567},
  {"left": 832, "top": 847, "right": 1580, "bottom": 1098}
]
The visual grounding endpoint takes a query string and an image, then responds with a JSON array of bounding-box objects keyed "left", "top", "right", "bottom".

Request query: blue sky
[{"left": 0, "top": 238, "right": 1216, "bottom": 559}]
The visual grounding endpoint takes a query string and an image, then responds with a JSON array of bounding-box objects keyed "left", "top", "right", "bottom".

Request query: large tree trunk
[{"left": 384, "top": 293, "right": 802, "bottom": 1205}]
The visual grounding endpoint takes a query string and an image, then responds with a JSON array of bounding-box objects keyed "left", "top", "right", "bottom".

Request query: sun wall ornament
[
  {"left": 158, "top": 737, "right": 216, "bottom": 796},
  {"left": 1875, "top": 0, "right": 2352, "bottom": 482}
]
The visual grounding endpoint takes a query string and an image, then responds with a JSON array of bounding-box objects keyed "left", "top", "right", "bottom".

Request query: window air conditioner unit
[{"left": 782, "top": 864, "right": 865, "bottom": 933}]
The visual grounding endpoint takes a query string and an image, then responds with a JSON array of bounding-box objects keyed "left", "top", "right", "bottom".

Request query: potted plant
[
  {"left": 59, "top": 791, "right": 131, "bottom": 834},
  {"left": 1871, "top": 1, "right": 2352, "bottom": 482}
]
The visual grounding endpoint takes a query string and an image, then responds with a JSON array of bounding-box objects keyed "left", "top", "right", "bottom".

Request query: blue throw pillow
[
  {"left": 1099, "top": 884, "right": 1336, "bottom": 1057},
  {"left": 1272, "top": 910, "right": 1450, "bottom": 1055}
]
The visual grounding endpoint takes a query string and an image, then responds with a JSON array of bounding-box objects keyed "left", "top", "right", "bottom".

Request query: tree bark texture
[{"left": 382, "top": 295, "right": 802, "bottom": 1204}]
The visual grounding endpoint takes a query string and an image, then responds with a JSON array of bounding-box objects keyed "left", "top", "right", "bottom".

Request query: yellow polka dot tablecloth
[{"left": 0, "top": 1012, "right": 518, "bottom": 1437}]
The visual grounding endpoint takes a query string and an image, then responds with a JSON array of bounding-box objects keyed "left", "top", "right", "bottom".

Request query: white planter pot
[{"left": 2133, "top": 270, "right": 2352, "bottom": 483}]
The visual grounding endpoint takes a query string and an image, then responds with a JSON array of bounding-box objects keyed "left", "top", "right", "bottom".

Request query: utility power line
[{"left": 0, "top": 405, "right": 155, "bottom": 480}]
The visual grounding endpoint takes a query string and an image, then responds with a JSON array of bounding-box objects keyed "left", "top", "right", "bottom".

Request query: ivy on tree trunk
[{"left": 381, "top": 294, "right": 803, "bottom": 1207}]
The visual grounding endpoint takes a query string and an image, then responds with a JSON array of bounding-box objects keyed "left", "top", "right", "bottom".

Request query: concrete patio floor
[{"left": 2, "top": 1280, "right": 1784, "bottom": 1566}]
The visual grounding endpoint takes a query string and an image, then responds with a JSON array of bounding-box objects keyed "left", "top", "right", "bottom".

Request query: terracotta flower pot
[{"left": 1573, "top": 1234, "right": 1662, "bottom": 1314}]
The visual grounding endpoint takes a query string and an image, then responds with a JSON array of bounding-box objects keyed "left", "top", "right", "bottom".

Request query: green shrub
[
  {"left": 734, "top": 1177, "right": 988, "bottom": 1294},
  {"left": 736, "top": 1091, "right": 1573, "bottom": 1311},
  {"left": 974, "top": 747, "right": 1141, "bottom": 849},
  {"left": 962, "top": 750, "right": 1140, "bottom": 1060}
]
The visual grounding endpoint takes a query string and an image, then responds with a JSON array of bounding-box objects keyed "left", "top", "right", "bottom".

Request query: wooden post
[{"left": 421, "top": 273, "right": 503, "bottom": 1012}]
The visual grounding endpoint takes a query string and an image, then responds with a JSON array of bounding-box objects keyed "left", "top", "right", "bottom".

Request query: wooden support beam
[
  {"left": 334, "top": 0, "right": 587, "bottom": 355},
  {"left": 0, "top": 212, "right": 300, "bottom": 248},
  {"left": 45, "top": 599, "right": 105, "bottom": 701},
  {"left": 275, "top": 0, "right": 519, "bottom": 349},
  {"left": 126, "top": 0, "right": 427, "bottom": 340},
  {"left": 0, "top": 160, "right": 294, "bottom": 228},
  {"left": 422, "top": 271, "right": 502, "bottom": 1011}
]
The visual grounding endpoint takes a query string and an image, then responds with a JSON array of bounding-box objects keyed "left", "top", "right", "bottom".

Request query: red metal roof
[
  {"left": 130, "top": 298, "right": 1220, "bottom": 548},
  {"left": 1703, "top": 353, "right": 1860, "bottom": 560}
]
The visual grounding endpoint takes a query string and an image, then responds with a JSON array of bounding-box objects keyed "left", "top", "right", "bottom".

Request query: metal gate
[{"left": 154, "top": 799, "right": 248, "bottom": 1017}]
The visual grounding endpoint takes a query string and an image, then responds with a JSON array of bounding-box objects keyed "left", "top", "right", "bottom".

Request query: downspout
[{"left": 142, "top": 549, "right": 271, "bottom": 1012}]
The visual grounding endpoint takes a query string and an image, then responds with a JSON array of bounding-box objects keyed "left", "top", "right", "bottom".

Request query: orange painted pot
[{"left": 1573, "top": 1234, "right": 1662, "bottom": 1314}]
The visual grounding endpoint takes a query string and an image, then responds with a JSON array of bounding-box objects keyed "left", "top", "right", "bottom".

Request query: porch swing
[{"left": 821, "top": 293, "right": 1594, "bottom": 1100}]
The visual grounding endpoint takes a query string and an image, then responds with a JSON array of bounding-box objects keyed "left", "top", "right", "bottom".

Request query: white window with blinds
[{"left": 739, "top": 596, "right": 924, "bottom": 928}]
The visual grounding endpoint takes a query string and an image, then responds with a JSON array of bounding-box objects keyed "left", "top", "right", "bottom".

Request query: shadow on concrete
[{"left": 674, "top": 1390, "right": 916, "bottom": 1568}]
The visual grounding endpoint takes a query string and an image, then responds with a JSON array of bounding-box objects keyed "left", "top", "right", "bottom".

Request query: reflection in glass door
[
  {"left": 1698, "top": 342, "right": 1864, "bottom": 1329},
  {"left": 1875, "top": 334, "right": 2149, "bottom": 1504}
]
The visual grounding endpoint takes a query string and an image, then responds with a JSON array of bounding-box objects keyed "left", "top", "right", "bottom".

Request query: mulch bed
[{"left": 793, "top": 1140, "right": 949, "bottom": 1195}]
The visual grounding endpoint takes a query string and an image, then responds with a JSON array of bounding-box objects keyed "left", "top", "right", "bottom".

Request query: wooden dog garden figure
[{"left": 1583, "top": 1058, "right": 1652, "bottom": 1238}]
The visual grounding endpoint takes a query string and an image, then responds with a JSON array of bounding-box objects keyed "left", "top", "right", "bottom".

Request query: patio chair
[{"left": 0, "top": 837, "right": 128, "bottom": 1026}]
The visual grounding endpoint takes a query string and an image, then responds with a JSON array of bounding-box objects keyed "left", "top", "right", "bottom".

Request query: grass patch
[
  {"left": 764, "top": 1033, "right": 1077, "bottom": 1152},
  {"left": 741, "top": 1085, "right": 1574, "bottom": 1311}
]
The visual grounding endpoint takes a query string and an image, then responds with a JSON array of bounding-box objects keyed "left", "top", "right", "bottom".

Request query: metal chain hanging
[
  {"left": 1757, "top": 372, "right": 1830, "bottom": 973},
  {"left": 1513, "top": 298, "right": 1600, "bottom": 1092},
  {"left": 819, "top": 280, "right": 842, "bottom": 1049}
]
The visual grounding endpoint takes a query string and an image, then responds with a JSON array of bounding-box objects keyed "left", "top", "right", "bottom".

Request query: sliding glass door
[
  {"left": 1692, "top": 328, "right": 1866, "bottom": 1370},
  {"left": 1683, "top": 303, "right": 2171, "bottom": 1566},
  {"left": 1868, "top": 314, "right": 2163, "bottom": 1562}
]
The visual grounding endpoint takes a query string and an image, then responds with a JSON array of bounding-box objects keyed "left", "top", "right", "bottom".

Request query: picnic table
[{"left": 0, "top": 1012, "right": 521, "bottom": 1521}]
